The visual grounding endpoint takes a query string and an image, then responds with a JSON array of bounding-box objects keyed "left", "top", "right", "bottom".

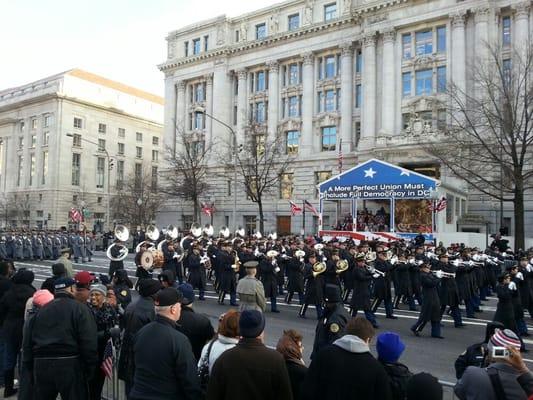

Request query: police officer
[
  {"left": 236, "top": 261, "right": 266, "bottom": 312},
  {"left": 310, "top": 284, "right": 350, "bottom": 360}
]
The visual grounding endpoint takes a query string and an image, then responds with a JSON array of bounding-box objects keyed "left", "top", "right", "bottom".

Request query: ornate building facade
[{"left": 159, "top": 0, "right": 532, "bottom": 236}]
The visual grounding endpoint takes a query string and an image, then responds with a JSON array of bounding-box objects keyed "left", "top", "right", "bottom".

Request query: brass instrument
[
  {"left": 365, "top": 251, "right": 377, "bottom": 262},
  {"left": 336, "top": 259, "right": 349, "bottom": 274},
  {"left": 366, "top": 264, "right": 385, "bottom": 277},
  {"left": 235, "top": 227, "right": 245, "bottom": 238},
  {"left": 266, "top": 249, "right": 279, "bottom": 258},
  {"left": 268, "top": 232, "right": 277, "bottom": 241},
  {"left": 191, "top": 223, "right": 203, "bottom": 238},
  {"left": 203, "top": 224, "right": 214, "bottom": 237},
  {"left": 254, "top": 231, "right": 262, "bottom": 240},
  {"left": 432, "top": 270, "right": 456, "bottom": 278},
  {"left": 312, "top": 261, "right": 326, "bottom": 277},
  {"left": 219, "top": 226, "right": 230, "bottom": 239},
  {"left": 135, "top": 224, "right": 160, "bottom": 253},
  {"left": 295, "top": 249, "right": 306, "bottom": 262},
  {"left": 231, "top": 250, "right": 241, "bottom": 272},
  {"left": 106, "top": 225, "right": 130, "bottom": 261}
]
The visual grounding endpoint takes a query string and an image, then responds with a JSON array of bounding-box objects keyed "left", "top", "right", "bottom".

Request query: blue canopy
[{"left": 319, "top": 159, "right": 439, "bottom": 200}]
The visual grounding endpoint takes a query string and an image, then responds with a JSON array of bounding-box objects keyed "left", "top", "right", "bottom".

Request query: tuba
[
  {"left": 235, "top": 226, "right": 245, "bottom": 238},
  {"left": 336, "top": 259, "right": 349, "bottom": 274},
  {"left": 203, "top": 224, "right": 214, "bottom": 237},
  {"left": 190, "top": 223, "right": 203, "bottom": 238},
  {"left": 135, "top": 224, "right": 160, "bottom": 253},
  {"left": 106, "top": 225, "right": 130, "bottom": 261},
  {"left": 219, "top": 226, "right": 230, "bottom": 239},
  {"left": 157, "top": 225, "right": 178, "bottom": 251},
  {"left": 254, "top": 231, "right": 262, "bottom": 240},
  {"left": 312, "top": 261, "right": 326, "bottom": 277}
]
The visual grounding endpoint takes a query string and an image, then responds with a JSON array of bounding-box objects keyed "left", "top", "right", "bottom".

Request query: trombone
[
  {"left": 432, "top": 270, "right": 456, "bottom": 278},
  {"left": 366, "top": 264, "right": 385, "bottom": 277}
]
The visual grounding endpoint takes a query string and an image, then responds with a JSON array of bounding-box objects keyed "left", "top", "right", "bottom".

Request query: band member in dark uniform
[
  {"left": 217, "top": 242, "right": 238, "bottom": 306},
  {"left": 259, "top": 250, "right": 280, "bottom": 313},
  {"left": 437, "top": 254, "right": 464, "bottom": 327},
  {"left": 285, "top": 248, "right": 305, "bottom": 305},
  {"left": 299, "top": 253, "right": 324, "bottom": 319},
  {"left": 393, "top": 252, "right": 416, "bottom": 311},
  {"left": 371, "top": 251, "right": 397, "bottom": 319},
  {"left": 350, "top": 254, "right": 378, "bottom": 328},
  {"left": 411, "top": 262, "right": 443, "bottom": 338},
  {"left": 310, "top": 284, "right": 350, "bottom": 360},
  {"left": 186, "top": 243, "right": 207, "bottom": 300},
  {"left": 108, "top": 239, "right": 125, "bottom": 278},
  {"left": 161, "top": 240, "right": 180, "bottom": 283}
]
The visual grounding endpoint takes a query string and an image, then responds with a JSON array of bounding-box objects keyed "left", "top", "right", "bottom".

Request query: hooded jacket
[{"left": 302, "top": 334, "right": 392, "bottom": 400}]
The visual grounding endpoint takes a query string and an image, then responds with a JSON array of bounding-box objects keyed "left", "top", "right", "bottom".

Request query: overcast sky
[{"left": 0, "top": 0, "right": 277, "bottom": 96}]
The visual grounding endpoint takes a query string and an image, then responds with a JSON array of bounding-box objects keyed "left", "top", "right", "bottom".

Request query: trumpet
[
  {"left": 432, "top": 270, "right": 456, "bottom": 278},
  {"left": 366, "top": 265, "right": 385, "bottom": 277}
]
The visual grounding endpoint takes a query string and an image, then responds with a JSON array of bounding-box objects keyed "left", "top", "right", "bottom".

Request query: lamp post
[
  {"left": 66, "top": 133, "right": 112, "bottom": 232},
  {"left": 194, "top": 107, "right": 238, "bottom": 231}
]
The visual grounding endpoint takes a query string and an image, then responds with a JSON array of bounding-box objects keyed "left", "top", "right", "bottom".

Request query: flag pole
[{"left": 302, "top": 199, "right": 306, "bottom": 237}]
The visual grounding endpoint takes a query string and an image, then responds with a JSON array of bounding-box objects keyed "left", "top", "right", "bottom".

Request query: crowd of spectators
[{"left": 333, "top": 207, "right": 391, "bottom": 232}]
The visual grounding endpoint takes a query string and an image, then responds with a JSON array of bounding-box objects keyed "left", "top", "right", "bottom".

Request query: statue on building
[
  {"left": 240, "top": 23, "right": 248, "bottom": 42},
  {"left": 342, "top": 0, "right": 352, "bottom": 15},
  {"left": 270, "top": 11, "right": 280, "bottom": 34},
  {"left": 216, "top": 23, "right": 226, "bottom": 45},
  {"left": 304, "top": 0, "right": 314, "bottom": 25},
  {"left": 168, "top": 40, "right": 176, "bottom": 59}
]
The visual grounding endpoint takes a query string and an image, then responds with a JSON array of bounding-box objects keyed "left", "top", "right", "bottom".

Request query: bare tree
[
  {"left": 426, "top": 44, "right": 533, "bottom": 250},
  {"left": 111, "top": 165, "right": 165, "bottom": 228},
  {"left": 162, "top": 125, "right": 212, "bottom": 222},
  {"left": 229, "top": 123, "right": 293, "bottom": 233},
  {"left": 0, "top": 194, "right": 18, "bottom": 228}
]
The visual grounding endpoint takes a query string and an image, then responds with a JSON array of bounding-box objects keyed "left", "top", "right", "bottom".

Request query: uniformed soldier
[
  {"left": 437, "top": 253, "right": 464, "bottom": 327},
  {"left": 350, "top": 253, "right": 378, "bottom": 328},
  {"left": 14, "top": 235, "right": 23, "bottom": 260},
  {"left": 217, "top": 242, "right": 238, "bottom": 306},
  {"left": 371, "top": 250, "right": 397, "bottom": 319},
  {"left": 236, "top": 261, "right": 266, "bottom": 312},
  {"left": 310, "top": 284, "right": 350, "bottom": 360},
  {"left": 411, "top": 262, "right": 444, "bottom": 338},
  {"left": 299, "top": 252, "right": 324, "bottom": 319},
  {"left": 113, "top": 269, "right": 133, "bottom": 313},
  {"left": 22, "top": 234, "right": 33, "bottom": 260},
  {"left": 0, "top": 234, "right": 7, "bottom": 260},
  {"left": 186, "top": 243, "right": 207, "bottom": 300},
  {"left": 259, "top": 250, "right": 280, "bottom": 313}
]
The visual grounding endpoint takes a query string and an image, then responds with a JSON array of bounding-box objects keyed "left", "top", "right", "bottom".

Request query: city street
[{"left": 14, "top": 251, "right": 533, "bottom": 385}]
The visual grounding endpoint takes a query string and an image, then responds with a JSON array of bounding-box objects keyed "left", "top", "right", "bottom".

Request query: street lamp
[
  {"left": 194, "top": 106, "right": 238, "bottom": 231},
  {"left": 66, "top": 133, "right": 112, "bottom": 232}
]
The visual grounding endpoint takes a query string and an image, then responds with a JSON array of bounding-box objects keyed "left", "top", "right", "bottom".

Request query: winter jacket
[
  {"left": 0, "top": 282, "right": 36, "bottom": 346},
  {"left": 176, "top": 307, "right": 215, "bottom": 361},
  {"left": 380, "top": 361, "right": 412, "bottom": 400},
  {"left": 198, "top": 335, "right": 239, "bottom": 374}
]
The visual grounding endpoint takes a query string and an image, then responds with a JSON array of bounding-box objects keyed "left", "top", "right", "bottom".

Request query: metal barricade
[{"left": 440, "top": 380, "right": 458, "bottom": 400}]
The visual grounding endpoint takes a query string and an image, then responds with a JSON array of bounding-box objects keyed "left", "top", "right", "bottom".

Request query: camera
[{"left": 492, "top": 346, "right": 509, "bottom": 358}]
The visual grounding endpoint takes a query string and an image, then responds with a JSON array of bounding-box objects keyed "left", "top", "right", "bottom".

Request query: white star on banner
[
  {"left": 364, "top": 167, "right": 377, "bottom": 178},
  {"left": 400, "top": 170, "right": 410, "bottom": 176}
]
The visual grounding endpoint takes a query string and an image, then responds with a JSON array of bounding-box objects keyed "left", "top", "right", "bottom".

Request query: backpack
[
  {"left": 198, "top": 339, "right": 216, "bottom": 390},
  {"left": 384, "top": 362, "right": 413, "bottom": 400}
]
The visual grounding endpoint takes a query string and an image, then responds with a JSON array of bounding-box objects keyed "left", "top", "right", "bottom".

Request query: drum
[
  {"left": 152, "top": 250, "right": 165, "bottom": 268},
  {"left": 140, "top": 251, "right": 154, "bottom": 270}
]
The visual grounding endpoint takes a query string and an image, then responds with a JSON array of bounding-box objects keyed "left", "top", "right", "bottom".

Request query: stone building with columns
[
  {"left": 0, "top": 69, "right": 163, "bottom": 231},
  {"left": 158, "top": 0, "right": 533, "bottom": 237}
]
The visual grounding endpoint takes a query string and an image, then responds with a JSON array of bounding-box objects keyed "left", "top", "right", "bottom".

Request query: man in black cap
[
  {"left": 311, "top": 284, "right": 350, "bottom": 359},
  {"left": 437, "top": 253, "right": 464, "bottom": 328},
  {"left": 237, "top": 260, "right": 266, "bottom": 312},
  {"left": 176, "top": 283, "right": 215, "bottom": 361},
  {"left": 131, "top": 288, "right": 202, "bottom": 400},
  {"left": 299, "top": 252, "right": 324, "bottom": 319},
  {"left": 217, "top": 241, "right": 238, "bottom": 306},
  {"left": 411, "top": 262, "right": 444, "bottom": 339},
  {"left": 350, "top": 253, "right": 378, "bottom": 328},
  {"left": 207, "top": 310, "right": 292, "bottom": 400},
  {"left": 118, "top": 278, "right": 163, "bottom": 396},
  {"left": 371, "top": 250, "right": 397, "bottom": 319},
  {"left": 22, "top": 277, "right": 97, "bottom": 400}
]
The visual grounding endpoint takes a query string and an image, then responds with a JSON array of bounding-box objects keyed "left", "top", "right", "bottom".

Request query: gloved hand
[
  {"left": 436, "top": 270, "right": 443, "bottom": 279},
  {"left": 516, "top": 272, "right": 524, "bottom": 281},
  {"left": 526, "top": 264, "right": 533, "bottom": 273},
  {"left": 508, "top": 281, "right": 517, "bottom": 291},
  {"left": 372, "top": 273, "right": 380, "bottom": 279}
]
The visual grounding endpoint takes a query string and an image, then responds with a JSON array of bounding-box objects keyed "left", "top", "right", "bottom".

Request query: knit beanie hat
[
  {"left": 33, "top": 289, "right": 54, "bottom": 307},
  {"left": 89, "top": 284, "right": 107, "bottom": 296},
  {"left": 239, "top": 310, "right": 265, "bottom": 338},
  {"left": 377, "top": 332, "right": 406, "bottom": 363},
  {"left": 406, "top": 373, "right": 443, "bottom": 400},
  {"left": 487, "top": 329, "right": 521, "bottom": 354},
  {"left": 138, "top": 279, "right": 163, "bottom": 298},
  {"left": 13, "top": 269, "right": 34, "bottom": 285},
  {"left": 52, "top": 263, "right": 66, "bottom": 277}
]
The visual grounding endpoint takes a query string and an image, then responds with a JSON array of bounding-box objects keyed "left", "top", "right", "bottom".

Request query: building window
[
  {"left": 437, "top": 109, "right": 447, "bottom": 130},
  {"left": 31, "top": 135, "right": 36, "bottom": 148},
  {"left": 116, "top": 160, "right": 124, "bottom": 189},
  {"left": 71, "top": 153, "right": 80, "bottom": 186},
  {"left": 437, "top": 26, "right": 446, "bottom": 53},
  {"left": 44, "top": 115, "right": 51, "bottom": 127},
  {"left": 256, "top": 23, "right": 266, "bottom": 40},
  {"left": 503, "top": 59, "right": 512, "bottom": 85},
  {"left": 315, "top": 171, "right": 332, "bottom": 196},
  {"left": 402, "top": 33, "right": 412, "bottom": 59},
  {"left": 152, "top": 136, "right": 159, "bottom": 146},
  {"left": 324, "top": 3, "right": 337, "bottom": 21},
  {"left": 288, "top": 63, "right": 299, "bottom": 85},
  {"left": 288, "top": 96, "right": 299, "bottom": 117},
  {"left": 43, "top": 131, "right": 49, "bottom": 146},
  {"left": 136, "top": 146, "right": 142, "bottom": 158},
  {"left": 118, "top": 142, "right": 125, "bottom": 155},
  {"left": 97, "top": 197, "right": 103, "bottom": 204},
  {"left": 355, "top": 121, "right": 361, "bottom": 147},
  {"left": 194, "top": 83, "right": 205, "bottom": 102},
  {"left": 255, "top": 101, "right": 266, "bottom": 123},
  {"left": 256, "top": 71, "right": 266, "bottom": 91},
  {"left": 437, "top": 66, "right": 446, "bottom": 92},
  {"left": 355, "top": 50, "right": 362, "bottom": 73},
  {"left": 204, "top": 35, "right": 209, "bottom": 51},
  {"left": 235, "top": 30, "right": 240, "bottom": 42},
  {"left": 416, "top": 69, "right": 433, "bottom": 95},
  {"left": 502, "top": 16, "right": 511, "bottom": 47},
  {"left": 31, "top": 118, "right": 37, "bottom": 129},
  {"left": 280, "top": 173, "right": 294, "bottom": 199},
  {"left": 193, "top": 111, "right": 204, "bottom": 130},
  {"left": 152, "top": 150, "right": 159, "bottom": 162},
  {"left": 134, "top": 163, "right": 143, "bottom": 186},
  {"left": 402, "top": 72, "right": 411, "bottom": 97},
  {"left": 288, "top": 13, "right": 300, "bottom": 31},
  {"left": 73, "top": 133, "right": 82, "bottom": 147},
  {"left": 227, "top": 179, "right": 232, "bottom": 196},
  {"left": 193, "top": 38, "right": 201, "bottom": 55},
  {"left": 324, "top": 55, "right": 336, "bottom": 78},
  {"left": 73, "top": 117, "right": 83, "bottom": 129},
  {"left": 18, "top": 136, "right": 24, "bottom": 149},
  {"left": 136, "top": 132, "right": 143, "bottom": 142},
  {"left": 151, "top": 166, "right": 158, "bottom": 190},
  {"left": 29, "top": 154, "right": 35, "bottom": 186},
  {"left": 286, "top": 130, "right": 299, "bottom": 154},
  {"left": 446, "top": 194, "right": 454, "bottom": 224},
  {"left": 118, "top": 127, "right": 125, "bottom": 138},
  {"left": 321, "top": 126, "right": 337, "bottom": 151},
  {"left": 253, "top": 135, "right": 265, "bottom": 156},
  {"left": 325, "top": 90, "right": 335, "bottom": 112},
  {"left": 355, "top": 84, "right": 362, "bottom": 108},
  {"left": 96, "top": 157, "right": 105, "bottom": 188},
  {"left": 20, "top": 121, "right": 25, "bottom": 132},
  {"left": 98, "top": 123, "right": 106, "bottom": 134},
  {"left": 244, "top": 216, "right": 257, "bottom": 233},
  {"left": 42, "top": 151, "right": 48, "bottom": 185},
  {"left": 73, "top": 195, "right": 78, "bottom": 203},
  {"left": 184, "top": 41, "right": 189, "bottom": 57},
  {"left": 415, "top": 30, "right": 432, "bottom": 56},
  {"left": 98, "top": 139, "right": 106, "bottom": 151}
]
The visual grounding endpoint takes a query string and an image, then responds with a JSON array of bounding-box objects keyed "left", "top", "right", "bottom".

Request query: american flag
[
  {"left": 338, "top": 138, "right": 343, "bottom": 174},
  {"left": 428, "top": 197, "right": 447, "bottom": 213},
  {"left": 289, "top": 201, "right": 302, "bottom": 216},
  {"left": 304, "top": 200, "right": 319, "bottom": 216},
  {"left": 101, "top": 338, "right": 114, "bottom": 379},
  {"left": 201, "top": 202, "right": 215, "bottom": 216}
]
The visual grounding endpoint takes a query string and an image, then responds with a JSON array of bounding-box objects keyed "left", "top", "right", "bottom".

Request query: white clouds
[{"left": 0, "top": 0, "right": 276, "bottom": 95}]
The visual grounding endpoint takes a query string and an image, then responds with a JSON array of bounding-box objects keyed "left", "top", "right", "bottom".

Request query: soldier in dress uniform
[
  {"left": 299, "top": 252, "right": 324, "bottom": 319},
  {"left": 393, "top": 252, "right": 416, "bottom": 311},
  {"left": 32, "top": 233, "right": 44, "bottom": 261},
  {"left": 259, "top": 250, "right": 280, "bottom": 313},
  {"left": 217, "top": 241, "right": 238, "bottom": 306},
  {"left": 5, "top": 233, "right": 14, "bottom": 259},
  {"left": 411, "top": 262, "right": 444, "bottom": 338},
  {"left": 14, "top": 235, "right": 23, "bottom": 260},
  {"left": 84, "top": 232, "right": 93, "bottom": 262},
  {"left": 310, "top": 284, "right": 350, "bottom": 360},
  {"left": 51, "top": 233, "right": 62, "bottom": 260},
  {"left": 284, "top": 246, "right": 305, "bottom": 305},
  {"left": 0, "top": 234, "right": 7, "bottom": 260},
  {"left": 22, "top": 233, "right": 33, "bottom": 260},
  {"left": 186, "top": 242, "right": 207, "bottom": 300},
  {"left": 371, "top": 250, "right": 397, "bottom": 319},
  {"left": 350, "top": 253, "right": 378, "bottom": 328},
  {"left": 236, "top": 261, "right": 266, "bottom": 312},
  {"left": 437, "top": 253, "right": 464, "bottom": 328},
  {"left": 43, "top": 233, "right": 53, "bottom": 260},
  {"left": 112, "top": 269, "right": 133, "bottom": 314}
]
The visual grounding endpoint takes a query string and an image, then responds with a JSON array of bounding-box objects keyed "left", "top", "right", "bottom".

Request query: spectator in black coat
[
  {"left": 376, "top": 332, "right": 412, "bottom": 400},
  {"left": 41, "top": 263, "right": 66, "bottom": 294},
  {"left": 276, "top": 329, "right": 307, "bottom": 400},
  {"left": 118, "top": 278, "right": 162, "bottom": 397},
  {"left": 0, "top": 269, "right": 35, "bottom": 397},
  {"left": 176, "top": 283, "right": 215, "bottom": 361},
  {"left": 302, "top": 316, "right": 392, "bottom": 400},
  {"left": 406, "top": 373, "right": 443, "bottom": 400},
  {"left": 0, "top": 261, "right": 14, "bottom": 387}
]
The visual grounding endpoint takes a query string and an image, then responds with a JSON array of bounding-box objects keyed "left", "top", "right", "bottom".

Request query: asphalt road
[{"left": 15, "top": 252, "right": 533, "bottom": 386}]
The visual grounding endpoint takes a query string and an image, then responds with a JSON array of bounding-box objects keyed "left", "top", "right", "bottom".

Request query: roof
[{"left": 319, "top": 158, "right": 440, "bottom": 200}]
